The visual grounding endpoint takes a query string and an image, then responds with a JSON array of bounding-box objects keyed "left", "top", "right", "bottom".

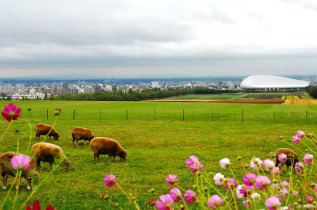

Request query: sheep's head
[
  {"left": 62, "top": 159, "right": 70, "bottom": 171},
  {"left": 119, "top": 150, "right": 127, "bottom": 161},
  {"left": 54, "top": 133, "right": 60, "bottom": 140},
  {"left": 89, "top": 135, "right": 95, "bottom": 142}
]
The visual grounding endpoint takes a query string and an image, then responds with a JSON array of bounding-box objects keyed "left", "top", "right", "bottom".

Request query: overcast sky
[{"left": 1, "top": 0, "right": 317, "bottom": 79}]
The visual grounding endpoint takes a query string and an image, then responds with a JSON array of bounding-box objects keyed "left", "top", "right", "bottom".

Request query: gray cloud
[{"left": 0, "top": 0, "right": 317, "bottom": 78}]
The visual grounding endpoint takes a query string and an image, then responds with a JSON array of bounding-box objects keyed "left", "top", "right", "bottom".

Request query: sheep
[
  {"left": 35, "top": 124, "right": 60, "bottom": 140},
  {"left": 31, "top": 142, "right": 70, "bottom": 171},
  {"left": 275, "top": 148, "right": 299, "bottom": 172},
  {"left": 0, "top": 152, "right": 39, "bottom": 190},
  {"left": 90, "top": 137, "right": 127, "bottom": 162},
  {"left": 72, "top": 127, "right": 95, "bottom": 147}
]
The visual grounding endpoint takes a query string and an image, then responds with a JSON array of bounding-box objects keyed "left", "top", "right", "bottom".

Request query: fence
[{"left": 18, "top": 109, "right": 317, "bottom": 124}]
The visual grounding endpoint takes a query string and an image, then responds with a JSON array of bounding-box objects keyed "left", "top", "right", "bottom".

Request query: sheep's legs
[
  {"left": 49, "top": 161, "right": 54, "bottom": 171},
  {"left": 36, "top": 159, "right": 41, "bottom": 170},
  {"left": 2, "top": 174, "right": 8, "bottom": 189},
  {"left": 76, "top": 140, "right": 79, "bottom": 147},
  {"left": 94, "top": 153, "right": 100, "bottom": 162}
]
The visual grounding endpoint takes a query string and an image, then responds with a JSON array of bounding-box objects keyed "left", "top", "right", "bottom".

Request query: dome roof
[{"left": 240, "top": 75, "right": 309, "bottom": 89}]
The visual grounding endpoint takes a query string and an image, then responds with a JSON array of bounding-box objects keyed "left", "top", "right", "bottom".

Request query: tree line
[
  {"left": 306, "top": 86, "right": 317, "bottom": 98},
  {"left": 48, "top": 87, "right": 236, "bottom": 101}
]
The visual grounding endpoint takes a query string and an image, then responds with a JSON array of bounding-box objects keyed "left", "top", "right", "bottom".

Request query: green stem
[
  {"left": 0, "top": 174, "right": 18, "bottom": 209},
  {"left": 229, "top": 188, "right": 238, "bottom": 210},
  {"left": 12, "top": 171, "right": 22, "bottom": 210},
  {"left": 116, "top": 183, "right": 140, "bottom": 210},
  {"left": 229, "top": 167, "right": 239, "bottom": 185},
  {"left": 0, "top": 121, "right": 13, "bottom": 144},
  {"left": 20, "top": 162, "right": 60, "bottom": 209}
]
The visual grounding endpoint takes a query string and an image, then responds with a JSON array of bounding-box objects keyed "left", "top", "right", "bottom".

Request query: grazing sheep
[
  {"left": 35, "top": 124, "right": 59, "bottom": 140},
  {"left": 72, "top": 127, "right": 95, "bottom": 147},
  {"left": 31, "top": 143, "right": 70, "bottom": 171},
  {"left": 0, "top": 152, "right": 39, "bottom": 190},
  {"left": 90, "top": 137, "right": 127, "bottom": 162},
  {"left": 275, "top": 148, "right": 299, "bottom": 171}
]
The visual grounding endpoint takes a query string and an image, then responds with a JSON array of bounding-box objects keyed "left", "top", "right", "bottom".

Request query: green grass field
[{"left": 0, "top": 101, "right": 317, "bottom": 209}]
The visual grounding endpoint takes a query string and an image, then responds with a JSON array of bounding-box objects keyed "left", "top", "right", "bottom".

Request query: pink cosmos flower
[
  {"left": 213, "top": 173, "right": 225, "bottom": 185},
  {"left": 243, "top": 200, "right": 252, "bottom": 208},
  {"left": 296, "top": 130, "right": 305, "bottom": 138},
  {"left": 280, "top": 181, "right": 289, "bottom": 189},
  {"left": 184, "top": 190, "right": 197, "bottom": 204},
  {"left": 269, "top": 152, "right": 276, "bottom": 159},
  {"left": 304, "top": 153, "right": 314, "bottom": 165},
  {"left": 265, "top": 196, "right": 281, "bottom": 210},
  {"left": 225, "top": 178, "right": 238, "bottom": 190},
  {"left": 279, "top": 188, "right": 288, "bottom": 199},
  {"left": 169, "top": 188, "right": 182, "bottom": 202},
  {"left": 104, "top": 174, "right": 117, "bottom": 187},
  {"left": 166, "top": 174, "right": 178, "bottom": 186},
  {"left": 278, "top": 153, "right": 287, "bottom": 163},
  {"left": 243, "top": 173, "right": 256, "bottom": 186},
  {"left": 255, "top": 176, "right": 271, "bottom": 190},
  {"left": 250, "top": 158, "right": 262, "bottom": 170},
  {"left": 270, "top": 167, "right": 281, "bottom": 176},
  {"left": 292, "top": 135, "right": 300, "bottom": 144},
  {"left": 10, "top": 155, "right": 31, "bottom": 171},
  {"left": 219, "top": 158, "right": 231, "bottom": 169},
  {"left": 208, "top": 195, "right": 223, "bottom": 209},
  {"left": 250, "top": 193, "right": 261, "bottom": 200},
  {"left": 239, "top": 185, "right": 254, "bottom": 198},
  {"left": 2, "top": 103, "right": 21, "bottom": 122},
  {"left": 295, "top": 162, "right": 304, "bottom": 173},
  {"left": 155, "top": 194, "right": 173, "bottom": 210},
  {"left": 263, "top": 159, "right": 275, "bottom": 171},
  {"left": 186, "top": 155, "right": 200, "bottom": 167},
  {"left": 54, "top": 109, "right": 61, "bottom": 116},
  {"left": 236, "top": 185, "right": 244, "bottom": 199},
  {"left": 292, "top": 190, "right": 299, "bottom": 197},
  {"left": 189, "top": 162, "right": 203, "bottom": 175},
  {"left": 306, "top": 196, "right": 315, "bottom": 204}
]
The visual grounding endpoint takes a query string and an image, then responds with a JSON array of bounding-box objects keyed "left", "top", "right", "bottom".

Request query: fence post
[
  {"left": 183, "top": 109, "right": 185, "bottom": 121},
  {"left": 154, "top": 109, "right": 156, "bottom": 120},
  {"left": 47, "top": 109, "right": 48, "bottom": 120},
  {"left": 306, "top": 111, "right": 308, "bottom": 124},
  {"left": 242, "top": 110, "right": 244, "bottom": 122},
  {"left": 73, "top": 109, "right": 75, "bottom": 120},
  {"left": 212, "top": 110, "right": 214, "bottom": 121},
  {"left": 100, "top": 109, "right": 101, "bottom": 120},
  {"left": 126, "top": 109, "right": 128, "bottom": 120}
]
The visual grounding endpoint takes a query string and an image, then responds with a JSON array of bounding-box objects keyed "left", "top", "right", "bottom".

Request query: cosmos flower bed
[{"left": 104, "top": 130, "right": 317, "bottom": 209}]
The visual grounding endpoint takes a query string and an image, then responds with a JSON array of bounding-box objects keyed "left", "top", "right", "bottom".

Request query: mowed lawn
[{"left": 0, "top": 101, "right": 317, "bottom": 209}]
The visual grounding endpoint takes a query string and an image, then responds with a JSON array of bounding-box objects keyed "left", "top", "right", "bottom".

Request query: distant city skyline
[{"left": 1, "top": 0, "right": 317, "bottom": 78}]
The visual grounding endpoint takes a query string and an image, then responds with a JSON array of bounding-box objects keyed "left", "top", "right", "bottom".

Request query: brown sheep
[
  {"left": 31, "top": 142, "right": 70, "bottom": 171},
  {"left": 0, "top": 152, "right": 39, "bottom": 190},
  {"left": 35, "top": 124, "right": 60, "bottom": 140},
  {"left": 90, "top": 137, "right": 127, "bottom": 162},
  {"left": 275, "top": 148, "right": 299, "bottom": 172},
  {"left": 72, "top": 127, "right": 95, "bottom": 147}
]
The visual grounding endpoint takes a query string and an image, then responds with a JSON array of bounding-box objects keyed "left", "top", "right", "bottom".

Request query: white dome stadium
[{"left": 240, "top": 75, "right": 309, "bottom": 89}]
